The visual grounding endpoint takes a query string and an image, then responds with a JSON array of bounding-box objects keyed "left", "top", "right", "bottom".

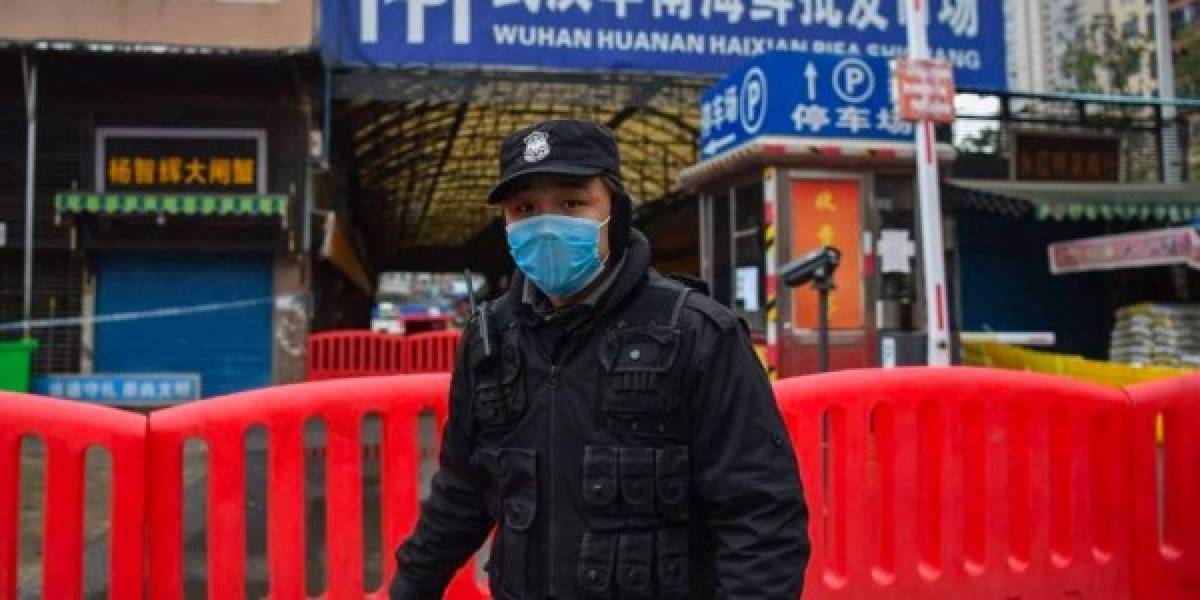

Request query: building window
[
  {"left": 1123, "top": 14, "right": 1140, "bottom": 37},
  {"left": 732, "top": 182, "right": 765, "bottom": 332}
]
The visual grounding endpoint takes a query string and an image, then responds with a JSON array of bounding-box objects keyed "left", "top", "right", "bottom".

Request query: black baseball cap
[{"left": 486, "top": 119, "right": 620, "bottom": 204}]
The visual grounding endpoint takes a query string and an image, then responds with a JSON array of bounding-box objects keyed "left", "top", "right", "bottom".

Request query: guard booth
[{"left": 677, "top": 52, "right": 955, "bottom": 378}]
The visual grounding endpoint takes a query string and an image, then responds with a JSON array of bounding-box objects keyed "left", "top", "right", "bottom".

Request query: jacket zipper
[{"left": 547, "top": 364, "right": 560, "bottom": 597}]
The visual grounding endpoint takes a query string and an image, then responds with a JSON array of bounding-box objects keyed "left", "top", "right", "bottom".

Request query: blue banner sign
[
  {"left": 699, "top": 51, "right": 911, "bottom": 158},
  {"left": 33, "top": 373, "right": 202, "bottom": 406},
  {"left": 322, "top": 0, "right": 1005, "bottom": 89}
]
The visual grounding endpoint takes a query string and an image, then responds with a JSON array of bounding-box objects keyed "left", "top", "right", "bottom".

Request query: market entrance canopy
[
  {"left": 331, "top": 71, "right": 706, "bottom": 268},
  {"left": 946, "top": 179, "right": 1200, "bottom": 223}
]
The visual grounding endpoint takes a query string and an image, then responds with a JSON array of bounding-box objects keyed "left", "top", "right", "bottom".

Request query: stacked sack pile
[{"left": 1110, "top": 303, "right": 1200, "bottom": 368}]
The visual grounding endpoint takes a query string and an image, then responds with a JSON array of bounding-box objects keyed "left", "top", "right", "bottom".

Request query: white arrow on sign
[
  {"left": 704, "top": 133, "right": 737, "bottom": 156},
  {"left": 804, "top": 62, "right": 818, "bottom": 101}
]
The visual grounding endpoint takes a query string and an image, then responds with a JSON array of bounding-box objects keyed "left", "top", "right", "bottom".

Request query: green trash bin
[{"left": 0, "top": 339, "right": 39, "bottom": 393}]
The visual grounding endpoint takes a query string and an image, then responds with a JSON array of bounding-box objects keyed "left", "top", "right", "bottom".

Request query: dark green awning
[
  {"left": 945, "top": 179, "right": 1200, "bottom": 222},
  {"left": 55, "top": 193, "right": 288, "bottom": 218}
]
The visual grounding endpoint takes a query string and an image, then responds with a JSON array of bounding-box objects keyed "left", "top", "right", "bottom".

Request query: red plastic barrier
[
  {"left": 307, "top": 331, "right": 410, "bottom": 381},
  {"left": 1127, "top": 373, "right": 1200, "bottom": 599},
  {"left": 404, "top": 331, "right": 461, "bottom": 374},
  {"left": 0, "top": 392, "right": 146, "bottom": 600},
  {"left": 775, "top": 367, "right": 1133, "bottom": 598},
  {"left": 145, "top": 374, "right": 486, "bottom": 600},
  {"left": 306, "top": 330, "right": 462, "bottom": 381},
  {"left": 2, "top": 366, "right": 1195, "bottom": 598}
]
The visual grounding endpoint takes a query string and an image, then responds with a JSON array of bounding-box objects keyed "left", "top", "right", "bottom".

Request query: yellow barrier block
[
  {"left": 964, "top": 341, "right": 1193, "bottom": 446},
  {"left": 962, "top": 341, "right": 1196, "bottom": 388}
]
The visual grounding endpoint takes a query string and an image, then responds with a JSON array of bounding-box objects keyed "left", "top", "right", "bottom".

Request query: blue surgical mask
[{"left": 506, "top": 214, "right": 610, "bottom": 299}]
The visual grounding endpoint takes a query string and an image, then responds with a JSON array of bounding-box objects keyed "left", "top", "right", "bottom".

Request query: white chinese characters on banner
[
  {"left": 701, "top": 0, "right": 745, "bottom": 23},
  {"left": 602, "top": 0, "right": 643, "bottom": 18},
  {"left": 711, "top": 96, "right": 726, "bottom": 127},
  {"left": 547, "top": 0, "right": 594, "bottom": 12},
  {"left": 41, "top": 375, "right": 199, "bottom": 403},
  {"left": 835, "top": 106, "right": 870, "bottom": 133},
  {"left": 750, "top": 0, "right": 795, "bottom": 25},
  {"left": 724, "top": 86, "right": 739, "bottom": 124},
  {"left": 799, "top": 0, "right": 842, "bottom": 26},
  {"left": 782, "top": 58, "right": 917, "bottom": 139},
  {"left": 701, "top": 85, "right": 742, "bottom": 137},
  {"left": 847, "top": 0, "right": 886, "bottom": 31},
  {"left": 792, "top": 104, "right": 831, "bottom": 132},
  {"left": 653, "top": 0, "right": 692, "bottom": 19},
  {"left": 484, "top": 0, "right": 980, "bottom": 35},
  {"left": 876, "top": 107, "right": 914, "bottom": 135},
  {"left": 938, "top": 0, "right": 977, "bottom": 37},
  {"left": 494, "top": 0, "right": 542, "bottom": 13}
]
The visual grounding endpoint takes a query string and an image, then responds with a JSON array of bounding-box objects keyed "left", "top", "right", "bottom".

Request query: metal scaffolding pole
[
  {"left": 1153, "top": 0, "right": 1182, "bottom": 183},
  {"left": 21, "top": 53, "right": 38, "bottom": 340}
]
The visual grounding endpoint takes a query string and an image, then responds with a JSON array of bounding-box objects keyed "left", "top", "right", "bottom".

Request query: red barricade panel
[
  {"left": 1126, "top": 373, "right": 1200, "bottom": 600},
  {"left": 307, "top": 331, "right": 412, "bottom": 381},
  {"left": 6, "top": 363, "right": 1193, "bottom": 599},
  {"left": 774, "top": 367, "right": 1133, "bottom": 599},
  {"left": 146, "top": 373, "right": 486, "bottom": 600},
  {"left": 403, "top": 331, "right": 461, "bottom": 375},
  {"left": 0, "top": 392, "right": 146, "bottom": 600},
  {"left": 306, "top": 330, "right": 461, "bottom": 381}
]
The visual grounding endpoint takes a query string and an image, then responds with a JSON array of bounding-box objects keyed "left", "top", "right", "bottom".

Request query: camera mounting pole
[
  {"left": 814, "top": 269, "right": 835, "bottom": 373},
  {"left": 780, "top": 246, "right": 841, "bottom": 374}
]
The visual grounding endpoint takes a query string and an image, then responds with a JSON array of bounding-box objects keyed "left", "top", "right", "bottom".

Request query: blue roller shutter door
[{"left": 95, "top": 252, "right": 273, "bottom": 397}]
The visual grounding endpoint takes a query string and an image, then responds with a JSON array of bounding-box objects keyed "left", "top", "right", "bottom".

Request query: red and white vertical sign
[
  {"left": 905, "top": 0, "right": 953, "bottom": 366},
  {"left": 893, "top": 58, "right": 956, "bottom": 123}
]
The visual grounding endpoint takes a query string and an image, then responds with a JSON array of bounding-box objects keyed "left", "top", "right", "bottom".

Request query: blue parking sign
[{"left": 699, "top": 51, "right": 912, "bottom": 159}]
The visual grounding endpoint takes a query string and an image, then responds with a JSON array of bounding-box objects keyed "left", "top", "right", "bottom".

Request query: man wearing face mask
[{"left": 390, "top": 119, "right": 809, "bottom": 599}]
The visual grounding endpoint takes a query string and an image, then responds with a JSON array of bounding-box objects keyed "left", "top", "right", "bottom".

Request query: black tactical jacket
[{"left": 390, "top": 231, "right": 810, "bottom": 599}]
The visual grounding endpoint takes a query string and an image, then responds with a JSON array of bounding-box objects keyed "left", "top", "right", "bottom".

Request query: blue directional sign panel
[
  {"left": 33, "top": 373, "right": 202, "bottom": 406},
  {"left": 322, "top": 0, "right": 1006, "bottom": 89},
  {"left": 699, "top": 51, "right": 911, "bottom": 159}
]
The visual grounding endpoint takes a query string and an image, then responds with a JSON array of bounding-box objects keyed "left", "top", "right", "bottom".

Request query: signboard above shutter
[{"left": 96, "top": 128, "right": 267, "bottom": 194}]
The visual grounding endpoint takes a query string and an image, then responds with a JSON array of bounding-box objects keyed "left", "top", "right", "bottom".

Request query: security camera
[{"left": 781, "top": 246, "right": 841, "bottom": 287}]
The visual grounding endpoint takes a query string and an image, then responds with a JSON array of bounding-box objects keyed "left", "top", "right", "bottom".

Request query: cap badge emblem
[{"left": 523, "top": 130, "right": 550, "bottom": 163}]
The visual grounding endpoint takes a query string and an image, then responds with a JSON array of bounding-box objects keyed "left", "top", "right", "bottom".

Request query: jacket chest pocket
[
  {"left": 598, "top": 325, "right": 681, "bottom": 432},
  {"left": 581, "top": 445, "right": 690, "bottom": 528},
  {"left": 575, "top": 529, "right": 690, "bottom": 598},
  {"left": 471, "top": 330, "right": 525, "bottom": 433}
]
